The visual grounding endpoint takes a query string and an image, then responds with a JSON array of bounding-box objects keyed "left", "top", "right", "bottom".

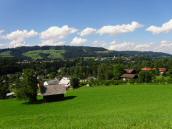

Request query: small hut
[
  {"left": 39, "top": 77, "right": 71, "bottom": 101},
  {"left": 41, "top": 79, "right": 66, "bottom": 101}
]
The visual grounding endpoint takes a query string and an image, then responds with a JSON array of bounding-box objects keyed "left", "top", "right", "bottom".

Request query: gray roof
[
  {"left": 121, "top": 74, "right": 137, "bottom": 79},
  {"left": 124, "top": 69, "right": 135, "bottom": 74},
  {"left": 47, "top": 80, "right": 59, "bottom": 85},
  {"left": 41, "top": 84, "right": 66, "bottom": 96}
]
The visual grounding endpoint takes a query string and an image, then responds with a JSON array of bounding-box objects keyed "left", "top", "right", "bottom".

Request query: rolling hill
[{"left": 0, "top": 46, "right": 171, "bottom": 60}]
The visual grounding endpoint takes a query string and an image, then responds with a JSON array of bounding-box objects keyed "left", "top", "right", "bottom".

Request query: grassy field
[
  {"left": 0, "top": 51, "right": 13, "bottom": 57},
  {"left": 1, "top": 84, "right": 172, "bottom": 129},
  {"left": 23, "top": 50, "right": 65, "bottom": 60}
]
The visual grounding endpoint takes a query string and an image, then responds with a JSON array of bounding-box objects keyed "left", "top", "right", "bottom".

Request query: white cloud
[
  {"left": 155, "top": 40, "right": 172, "bottom": 53},
  {"left": 40, "top": 25, "right": 78, "bottom": 45},
  {"left": 39, "top": 41, "right": 65, "bottom": 46},
  {"left": 108, "top": 41, "right": 152, "bottom": 51},
  {"left": 146, "top": 19, "right": 172, "bottom": 34},
  {"left": 91, "top": 40, "right": 107, "bottom": 48},
  {"left": 0, "top": 30, "right": 4, "bottom": 35},
  {"left": 6, "top": 29, "right": 38, "bottom": 48},
  {"left": 0, "top": 30, "right": 8, "bottom": 48},
  {"left": 92, "top": 40, "right": 172, "bottom": 54},
  {"left": 80, "top": 27, "right": 96, "bottom": 36},
  {"left": 71, "top": 37, "right": 87, "bottom": 46},
  {"left": 98, "top": 21, "right": 143, "bottom": 35},
  {"left": 0, "top": 43, "right": 8, "bottom": 49},
  {"left": 0, "top": 29, "right": 6, "bottom": 39},
  {"left": 0, "top": 44, "right": 3, "bottom": 47}
]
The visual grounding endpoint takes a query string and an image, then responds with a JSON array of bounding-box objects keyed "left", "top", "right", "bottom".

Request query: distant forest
[{"left": 0, "top": 46, "right": 171, "bottom": 60}]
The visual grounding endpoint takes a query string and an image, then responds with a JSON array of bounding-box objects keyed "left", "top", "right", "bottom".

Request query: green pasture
[
  {"left": 1, "top": 84, "right": 172, "bottom": 129},
  {"left": 23, "top": 50, "right": 64, "bottom": 60}
]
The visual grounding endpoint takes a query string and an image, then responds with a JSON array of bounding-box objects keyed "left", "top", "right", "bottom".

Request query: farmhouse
[
  {"left": 59, "top": 77, "right": 70, "bottom": 88},
  {"left": 159, "top": 68, "right": 167, "bottom": 74},
  {"left": 142, "top": 67, "right": 167, "bottom": 74},
  {"left": 121, "top": 69, "right": 137, "bottom": 81},
  {"left": 40, "top": 77, "right": 70, "bottom": 101}
]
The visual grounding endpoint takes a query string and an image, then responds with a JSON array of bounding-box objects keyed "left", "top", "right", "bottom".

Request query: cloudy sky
[{"left": 0, "top": 0, "right": 172, "bottom": 53}]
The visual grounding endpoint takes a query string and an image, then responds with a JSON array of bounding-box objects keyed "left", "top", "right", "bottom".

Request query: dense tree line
[{"left": 1, "top": 57, "right": 172, "bottom": 101}]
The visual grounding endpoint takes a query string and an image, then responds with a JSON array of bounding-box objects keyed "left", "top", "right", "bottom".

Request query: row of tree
[{"left": 1, "top": 57, "right": 172, "bottom": 102}]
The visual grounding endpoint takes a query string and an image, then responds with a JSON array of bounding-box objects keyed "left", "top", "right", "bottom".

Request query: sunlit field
[{"left": 1, "top": 84, "right": 172, "bottom": 129}]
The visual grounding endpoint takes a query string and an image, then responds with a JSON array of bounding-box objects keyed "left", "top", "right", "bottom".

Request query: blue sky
[{"left": 0, "top": 0, "right": 172, "bottom": 53}]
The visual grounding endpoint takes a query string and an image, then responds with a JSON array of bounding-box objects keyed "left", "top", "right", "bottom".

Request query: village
[{"left": 4, "top": 66, "right": 169, "bottom": 102}]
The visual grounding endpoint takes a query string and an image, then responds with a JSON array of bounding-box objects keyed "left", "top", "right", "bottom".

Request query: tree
[
  {"left": 166, "top": 69, "right": 172, "bottom": 78},
  {"left": 71, "top": 77, "right": 80, "bottom": 89},
  {"left": 113, "top": 64, "right": 124, "bottom": 80},
  {"left": 0, "top": 76, "right": 9, "bottom": 99},
  {"left": 97, "top": 64, "right": 105, "bottom": 80},
  {"left": 15, "top": 69, "right": 38, "bottom": 103},
  {"left": 138, "top": 71, "right": 153, "bottom": 83}
]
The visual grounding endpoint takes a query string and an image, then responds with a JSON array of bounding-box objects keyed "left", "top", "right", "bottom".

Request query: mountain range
[{"left": 0, "top": 46, "right": 171, "bottom": 60}]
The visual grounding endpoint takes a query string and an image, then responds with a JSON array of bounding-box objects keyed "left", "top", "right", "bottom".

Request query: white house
[{"left": 59, "top": 77, "right": 70, "bottom": 88}]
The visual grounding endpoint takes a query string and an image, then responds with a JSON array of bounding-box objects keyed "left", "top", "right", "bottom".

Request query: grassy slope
[
  {"left": 0, "top": 51, "right": 13, "bottom": 57},
  {"left": 23, "top": 50, "right": 65, "bottom": 60},
  {"left": 1, "top": 85, "right": 172, "bottom": 129}
]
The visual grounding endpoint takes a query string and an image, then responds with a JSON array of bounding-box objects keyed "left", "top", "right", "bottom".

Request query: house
[
  {"left": 121, "top": 69, "right": 137, "bottom": 81},
  {"left": 124, "top": 69, "right": 135, "bottom": 74},
  {"left": 159, "top": 68, "right": 167, "bottom": 74},
  {"left": 6, "top": 92, "right": 15, "bottom": 98},
  {"left": 40, "top": 77, "right": 70, "bottom": 101},
  {"left": 59, "top": 77, "right": 70, "bottom": 88},
  {"left": 142, "top": 67, "right": 167, "bottom": 74}
]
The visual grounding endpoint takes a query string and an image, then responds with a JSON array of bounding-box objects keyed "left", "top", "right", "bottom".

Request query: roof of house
[
  {"left": 121, "top": 74, "right": 137, "bottom": 79},
  {"left": 124, "top": 69, "right": 135, "bottom": 74},
  {"left": 159, "top": 68, "right": 167, "bottom": 72},
  {"left": 142, "top": 67, "right": 156, "bottom": 71},
  {"left": 44, "top": 79, "right": 59, "bottom": 86},
  {"left": 142, "top": 67, "right": 167, "bottom": 72},
  {"left": 59, "top": 77, "right": 70, "bottom": 87},
  {"left": 41, "top": 84, "right": 66, "bottom": 96}
]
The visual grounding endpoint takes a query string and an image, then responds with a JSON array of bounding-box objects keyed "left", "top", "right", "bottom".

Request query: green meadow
[
  {"left": 1, "top": 84, "right": 172, "bottom": 129},
  {"left": 23, "top": 50, "right": 65, "bottom": 60},
  {"left": 0, "top": 51, "right": 13, "bottom": 57}
]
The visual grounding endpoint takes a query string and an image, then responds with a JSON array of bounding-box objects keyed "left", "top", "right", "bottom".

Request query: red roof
[
  {"left": 142, "top": 67, "right": 155, "bottom": 71},
  {"left": 142, "top": 67, "right": 167, "bottom": 72}
]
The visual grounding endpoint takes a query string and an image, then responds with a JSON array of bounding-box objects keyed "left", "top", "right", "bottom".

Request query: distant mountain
[{"left": 0, "top": 46, "right": 171, "bottom": 60}]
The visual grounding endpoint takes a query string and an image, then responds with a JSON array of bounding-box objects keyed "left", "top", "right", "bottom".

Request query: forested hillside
[{"left": 0, "top": 46, "right": 171, "bottom": 60}]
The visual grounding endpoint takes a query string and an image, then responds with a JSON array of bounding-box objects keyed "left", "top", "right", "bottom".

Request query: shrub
[
  {"left": 154, "top": 75, "right": 172, "bottom": 84},
  {"left": 71, "top": 77, "right": 80, "bottom": 89}
]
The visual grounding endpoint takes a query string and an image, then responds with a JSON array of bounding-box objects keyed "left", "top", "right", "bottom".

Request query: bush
[
  {"left": 71, "top": 77, "right": 80, "bottom": 89},
  {"left": 154, "top": 75, "right": 172, "bottom": 84}
]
